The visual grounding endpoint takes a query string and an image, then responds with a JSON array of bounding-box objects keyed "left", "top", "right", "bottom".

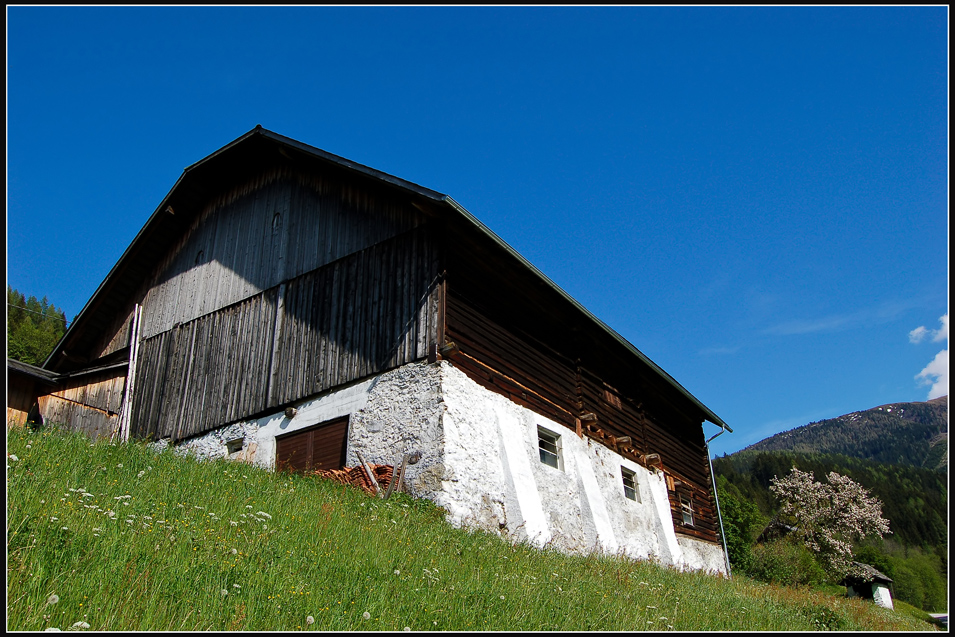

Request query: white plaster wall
[
  {"left": 872, "top": 584, "right": 894, "bottom": 610},
  {"left": 161, "top": 359, "right": 727, "bottom": 575},
  {"left": 676, "top": 536, "right": 730, "bottom": 575},
  {"left": 438, "top": 362, "right": 726, "bottom": 574}
]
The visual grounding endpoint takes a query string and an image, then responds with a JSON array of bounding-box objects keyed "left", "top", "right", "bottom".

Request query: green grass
[{"left": 6, "top": 425, "right": 938, "bottom": 631}]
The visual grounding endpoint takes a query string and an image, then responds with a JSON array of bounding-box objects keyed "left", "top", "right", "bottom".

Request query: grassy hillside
[{"left": 6, "top": 426, "right": 937, "bottom": 631}]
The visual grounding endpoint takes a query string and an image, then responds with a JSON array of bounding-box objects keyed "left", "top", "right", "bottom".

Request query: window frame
[
  {"left": 621, "top": 466, "right": 638, "bottom": 501},
  {"left": 537, "top": 426, "right": 562, "bottom": 470},
  {"left": 680, "top": 494, "right": 695, "bottom": 526}
]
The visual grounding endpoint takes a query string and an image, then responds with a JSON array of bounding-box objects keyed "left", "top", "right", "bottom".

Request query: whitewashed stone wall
[{"left": 162, "top": 359, "right": 727, "bottom": 575}]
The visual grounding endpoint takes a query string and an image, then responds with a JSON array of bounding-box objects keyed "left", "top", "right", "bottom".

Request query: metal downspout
[{"left": 706, "top": 425, "right": 732, "bottom": 578}]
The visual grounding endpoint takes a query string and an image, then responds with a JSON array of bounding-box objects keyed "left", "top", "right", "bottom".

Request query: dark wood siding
[
  {"left": 445, "top": 294, "right": 578, "bottom": 428},
  {"left": 276, "top": 416, "right": 349, "bottom": 472},
  {"left": 130, "top": 227, "right": 440, "bottom": 441}
]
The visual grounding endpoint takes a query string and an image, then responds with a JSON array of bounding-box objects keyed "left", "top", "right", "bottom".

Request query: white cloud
[
  {"left": 932, "top": 314, "right": 948, "bottom": 343},
  {"left": 916, "top": 349, "right": 949, "bottom": 400},
  {"left": 910, "top": 314, "right": 948, "bottom": 344},
  {"left": 912, "top": 314, "right": 948, "bottom": 400}
]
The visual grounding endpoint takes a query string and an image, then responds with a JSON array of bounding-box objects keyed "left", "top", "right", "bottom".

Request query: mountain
[{"left": 740, "top": 396, "right": 948, "bottom": 472}]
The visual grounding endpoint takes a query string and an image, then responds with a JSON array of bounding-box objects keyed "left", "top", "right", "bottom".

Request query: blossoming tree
[{"left": 769, "top": 467, "right": 890, "bottom": 579}]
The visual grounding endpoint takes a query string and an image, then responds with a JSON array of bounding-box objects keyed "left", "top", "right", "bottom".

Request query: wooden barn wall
[
  {"left": 7, "top": 374, "right": 39, "bottom": 427},
  {"left": 86, "top": 283, "right": 148, "bottom": 363},
  {"left": 444, "top": 294, "right": 579, "bottom": 428},
  {"left": 139, "top": 168, "right": 425, "bottom": 341},
  {"left": 267, "top": 228, "right": 440, "bottom": 406},
  {"left": 36, "top": 369, "right": 127, "bottom": 441},
  {"left": 444, "top": 292, "right": 719, "bottom": 544},
  {"left": 130, "top": 228, "right": 439, "bottom": 442}
]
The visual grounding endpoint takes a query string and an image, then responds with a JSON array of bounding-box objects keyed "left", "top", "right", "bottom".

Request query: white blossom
[{"left": 770, "top": 467, "right": 890, "bottom": 577}]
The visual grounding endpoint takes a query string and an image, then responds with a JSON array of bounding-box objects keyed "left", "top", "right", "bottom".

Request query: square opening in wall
[
  {"left": 226, "top": 438, "right": 245, "bottom": 454},
  {"left": 538, "top": 426, "right": 562, "bottom": 470},
  {"left": 622, "top": 467, "right": 638, "bottom": 501}
]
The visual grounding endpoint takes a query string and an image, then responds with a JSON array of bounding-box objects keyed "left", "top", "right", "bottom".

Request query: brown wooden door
[{"left": 275, "top": 416, "right": 349, "bottom": 473}]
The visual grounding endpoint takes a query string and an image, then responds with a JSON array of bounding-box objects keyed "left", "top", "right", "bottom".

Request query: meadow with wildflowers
[{"left": 6, "top": 426, "right": 938, "bottom": 631}]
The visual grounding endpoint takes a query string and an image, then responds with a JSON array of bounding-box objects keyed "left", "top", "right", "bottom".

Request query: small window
[
  {"left": 226, "top": 437, "right": 245, "bottom": 454},
  {"left": 680, "top": 495, "right": 695, "bottom": 526},
  {"left": 538, "top": 427, "right": 562, "bottom": 470},
  {"left": 622, "top": 467, "right": 638, "bottom": 501}
]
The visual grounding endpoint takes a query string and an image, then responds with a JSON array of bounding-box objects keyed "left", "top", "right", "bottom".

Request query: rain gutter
[{"left": 706, "top": 424, "right": 732, "bottom": 577}]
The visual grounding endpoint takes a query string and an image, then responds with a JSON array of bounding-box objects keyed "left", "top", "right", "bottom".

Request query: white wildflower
[
  {"left": 255, "top": 511, "right": 271, "bottom": 519},
  {"left": 362, "top": 612, "right": 371, "bottom": 620},
  {"left": 44, "top": 628, "right": 61, "bottom": 632},
  {"left": 71, "top": 621, "right": 90, "bottom": 630},
  {"left": 394, "top": 569, "right": 400, "bottom": 576},
  {"left": 116, "top": 464, "right": 122, "bottom": 468},
  {"left": 306, "top": 616, "right": 315, "bottom": 625},
  {"left": 47, "top": 594, "right": 60, "bottom": 605},
  {"left": 220, "top": 589, "right": 229, "bottom": 597},
  {"left": 9, "top": 455, "right": 19, "bottom": 462}
]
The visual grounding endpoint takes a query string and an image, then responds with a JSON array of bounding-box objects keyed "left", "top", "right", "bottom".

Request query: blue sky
[{"left": 6, "top": 6, "right": 948, "bottom": 456}]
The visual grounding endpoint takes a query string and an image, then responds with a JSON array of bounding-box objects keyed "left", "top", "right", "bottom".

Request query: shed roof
[
  {"left": 843, "top": 562, "right": 893, "bottom": 585},
  {"left": 44, "top": 126, "right": 730, "bottom": 433},
  {"left": 8, "top": 358, "right": 59, "bottom": 385}
]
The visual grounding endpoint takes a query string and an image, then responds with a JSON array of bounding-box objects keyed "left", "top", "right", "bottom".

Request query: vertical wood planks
[{"left": 129, "top": 226, "right": 439, "bottom": 442}]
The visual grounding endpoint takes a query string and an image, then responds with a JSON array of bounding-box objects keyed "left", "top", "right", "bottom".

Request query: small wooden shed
[{"left": 842, "top": 562, "right": 894, "bottom": 610}]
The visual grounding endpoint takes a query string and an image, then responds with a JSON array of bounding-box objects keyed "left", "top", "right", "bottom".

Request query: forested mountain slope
[{"left": 741, "top": 397, "right": 947, "bottom": 471}]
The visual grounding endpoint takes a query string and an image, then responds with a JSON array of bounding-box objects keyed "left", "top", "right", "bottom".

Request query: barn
[{"left": 13, "top": 126, "right": 732, "bottom": 574}]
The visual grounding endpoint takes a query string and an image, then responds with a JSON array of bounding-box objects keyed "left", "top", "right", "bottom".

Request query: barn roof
[{"left": 45, "top": 126, "right": 731, "bottom": 433}]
